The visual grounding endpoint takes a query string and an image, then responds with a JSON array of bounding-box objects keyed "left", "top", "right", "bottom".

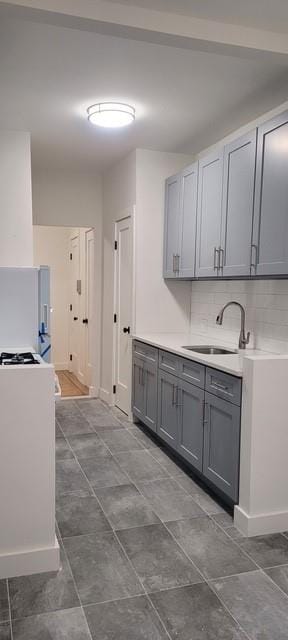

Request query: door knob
[
  {"left": 73, "top": 317, "right": 78, "bottom": 321},
  {"left": 82, "top": 318, "right": 88, "bottom": 324},
  {"left": 123, "top": 326, "right": 130, "bottom": 334}
]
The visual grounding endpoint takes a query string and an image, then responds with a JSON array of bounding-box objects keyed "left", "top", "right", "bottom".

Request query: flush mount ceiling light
[{"left": 87, "top": 102, "right": 135, "bottom": 128}]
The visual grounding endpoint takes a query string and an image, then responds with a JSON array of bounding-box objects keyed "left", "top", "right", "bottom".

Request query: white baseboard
[
  {"left": 54, "top": 363, "right": 68, "bottom": 371},
  {"left": 89, "top": 385, "right": 99, "bottom": 398},
  {"left": 0, "top": 536, "right": 60, "bottom": 579},
  {"left": 234, "top": 505, "right": 288, "bottom": 537},
  {"left": 99, "top": 387, "right": 113, "bottom": 405}
]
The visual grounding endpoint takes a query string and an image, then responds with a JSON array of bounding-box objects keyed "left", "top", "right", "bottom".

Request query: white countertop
[{"left": 133, "top": 333, "right": 272, "bottom": 377}]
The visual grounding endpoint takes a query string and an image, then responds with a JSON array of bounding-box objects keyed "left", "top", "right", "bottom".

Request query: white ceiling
[
  {"left": 107, "top": 0, "right": 288, "bottom": 34},
  {"left": 0, "top": 15, "right": 288, "bottom": 172}
]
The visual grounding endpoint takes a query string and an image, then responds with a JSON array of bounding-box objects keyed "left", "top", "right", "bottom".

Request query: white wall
[
  {"left": 33, "top": 225, "right": 71, "bottom": 369},
  {"left": 135, "top": 149, "right": 193, "bottom": 335},
  {"left": 0, "top": 131, "right": 33, "bottom": 266},
  {"left": 32, "top": 168, "right": 102, "bottom": 227},
  {"left": 100, "top": 151, "right": 136, "bottom": 403}
]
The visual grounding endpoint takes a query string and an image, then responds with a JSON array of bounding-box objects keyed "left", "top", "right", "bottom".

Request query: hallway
[{"left": 1, "top": 398, "right": 288, "bottom": 639}]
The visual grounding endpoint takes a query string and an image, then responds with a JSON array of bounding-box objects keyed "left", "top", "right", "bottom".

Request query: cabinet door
[
  {"left": 178, "top": 162, "right": 198, "bottom": 278},
  {"left": 203, "top": 392, "right": 240, "bottom": 502},
  {"left": 142, "top": 361, "right": 158, "bottom": 433},
  {"left": 163, "top": 175, "right": 181, "bottom": 278},
  {"left": 132, "top": 357, "right": 145, "bottom": 421},
  {"left": 195, "top": 149, "right": 223, "bottom": 277},
  {"left": 157, "top": 370, "right": 179, "bottom": 450},
  {"left": 252, "top": 111, "right": 288, "bottom": 275},
  {"left": 221, "top": 130, "right": 256, "bottom": 277},
  {"left": 177, "top": 380, "right": 204, "bottom": 472}
]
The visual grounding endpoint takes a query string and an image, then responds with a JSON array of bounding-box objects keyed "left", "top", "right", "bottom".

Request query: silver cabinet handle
[
  {"left": 141, "top": 367, "right": 146, "bottom": 386},
  {"left": 203, "top": 401, "right": 209, "bottom": 424},
  {"left": 175, "top": 387, "right": 182, "bottom": 407},
  {"left": 251, "top": 244, "right": 258, "bottom": 269},
  {"left": 172, "top": 384, "right": 177, "bottom": 406},
  {"left": 219, "top": 247, "right": 224, "bottom": 270},
  {"left": 138, "top": 367, "right": 141, "bottom": 385},
  {"left": 172, "top": 254, "right": 176, "bottom": 273},
  {"left": 214, "top": 247, "right": 219, "bottom": 271},
  {"left": 175, "top": 254, "right": 180, "bottom": 273}
]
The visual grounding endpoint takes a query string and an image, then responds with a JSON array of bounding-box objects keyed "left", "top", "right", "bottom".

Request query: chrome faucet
[{"left": 216, "top": 301, "right": 250, "bottom": 350}]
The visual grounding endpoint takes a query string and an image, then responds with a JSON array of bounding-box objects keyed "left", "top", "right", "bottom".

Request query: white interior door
[
  {"left": 84, "top": 228, "right": 95, "bottom": 388},
  {"left": 69, "top": 234, "right": 80, "bottom": 378},
  {"left": 114, "top": 217, "right": 132, "bottom": 415}
]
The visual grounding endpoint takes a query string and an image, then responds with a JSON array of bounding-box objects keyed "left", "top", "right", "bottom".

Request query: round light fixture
[{"left": 87, "top": 102, "right": 135, "bottom": 128}]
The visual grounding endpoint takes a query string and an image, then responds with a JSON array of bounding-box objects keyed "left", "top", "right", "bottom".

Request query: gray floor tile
[
  {"left": 114, "top": 451, "right": 170, "bottom": 482},
  {"left": 85, "top": 595, "right": 169, "bottom": 640},
  {"left": 238, "top": 533, "right": 288, "bottom": 568},
  {"left": 191, "top": 491, "right": 225, "bottom": 515},
  {"left": 149, "top": 449, "right": 187, "bottom": 476},
  {"left": 93, "top": 423, "right": 125, "bottom": 434},
  {"left": 117, "top": 523, "right": 203, "bottom": 593},
  {"left": 151, "top": 583, "right": 247, "bottom": 640},
  {"left": 224, "top": 526, "right": 246, "bottom": 541},
  {"left": 76, "top": 399, "right": 110, "bottom": 418},
  {"left": 12, "top": 607, "right": 91, "bottom": 640},
  {"left": 127, "top": 426, "right": 158, "bottom": 449},
  {"left": 89, "top": 414, "right": 123, "bottom": 428},
  {"left": 136, "top": 478, "right": 186, "bottom": 500},
  {"left": 67, "top": 434, "right": 110, "bottom": 460},
  {"left": 56, "top": 460, "right": 93, "bottom": 498},
  {"left": 0, "top": 582, "right": 9, "bottom": 622},
  {"left": 0, "top": 623, "right": 11, "bottom": 640},
  {"left": 95, "top": 484, "right": 160, "bottom": 530},
  {"left": 166, "top": 517, "right": 256, "bottom": 579},
  {"left": 99, "top": 430, "right": 145, "bottom": 453},
  {"left": 63, "top": 531, "right": 143, "bottom": 605},
  {"left": 9, "top": 549, "right": 79, "bottom": 619},
  {"left": 55, "top": 421, "right": 63, "bottom": 437},
  {"left": 80, "top": 457, "right": 130, "bottom": 488},
  {"left": 55, "top": 437, "right": 74, "bottom": 461},
  {"left": 144, "top": 492, "right": 206, "bottom": 522},
  {"left": 265, "top": 563, "right": 288, "bottom": 596},
  {"left": 175, "top": 474, "right": 206, "bottom": 495},
  {"left": 212, "top": 512, "right": 234, "bottom": 529},
  {"left": 213, "top": 570, "right": 288, "bottom": 640},
  {"left": 56, "top": 494, "right": 111, "bottom": 537},
  {"left": 56, "top": 401, "right": 94, "bottom": 436}
]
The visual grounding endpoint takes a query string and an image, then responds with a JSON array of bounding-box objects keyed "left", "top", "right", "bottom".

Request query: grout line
[{"left": 6, "top": 579, "right": 13, "bottom": 640}]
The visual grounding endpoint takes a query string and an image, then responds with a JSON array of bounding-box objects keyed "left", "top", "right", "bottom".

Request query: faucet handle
[{"left": 245, "top": 331, "right": 250, "bottom": 346}]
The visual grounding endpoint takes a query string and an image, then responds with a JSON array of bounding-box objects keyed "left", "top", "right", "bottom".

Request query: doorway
[
  {"left": 114, "top": 216, "right": 133, "bottom": 415},
  {"left": 33, "top": 225, "right": 96, "bottom": 397}
]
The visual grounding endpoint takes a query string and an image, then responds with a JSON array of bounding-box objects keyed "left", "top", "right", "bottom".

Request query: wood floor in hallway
[{"left": 57, "top": 370, "right": 89, "bottom": 397}]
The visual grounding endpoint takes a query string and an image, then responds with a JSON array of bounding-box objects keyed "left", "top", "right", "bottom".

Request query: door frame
[{"left": 112, "top": 207, "right": 135, "bottom": 418}]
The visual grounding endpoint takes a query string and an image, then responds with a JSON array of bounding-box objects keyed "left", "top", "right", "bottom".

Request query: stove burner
[{"left": 0, "top": 352, "right": 40, "bottom": 366}]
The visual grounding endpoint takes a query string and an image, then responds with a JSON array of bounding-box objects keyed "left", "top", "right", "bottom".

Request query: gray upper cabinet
[
  {"left": 163, "top": 163, "right": 198, "bottom": 279},
  {"left": 177, "top": 380, "right": 204, "bottom": 471},
  {"left": 220, "top": 130, "right": 257, "bottom": 277},
  {"left": 203, "top": 392, "right": 241, "bottom": 502},
  {"left": 252, "top": 110, "right": 288, "bottom": 276},
  {"left": 163, "top": 175, "right": 181, "bottom": 278},
  {"left": 178, "top": 162, "right": 198, "bottom": 278},
  {"left": 195, "top": 149, "right": 224, "bottom": 278}
]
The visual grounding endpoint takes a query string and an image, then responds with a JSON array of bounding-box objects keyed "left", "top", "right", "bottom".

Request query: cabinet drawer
[
  {"left": 179, "top": 358, "right": 205, "bottom": 388},
  {"left": 205, "top": 368, "right": 241, "bottom": 406},
  {"left": 159, "top": 350, "right": 180, "bottom": 375},
  {"left": 133, "top": 341, "right": 158, "bottom": 366}
]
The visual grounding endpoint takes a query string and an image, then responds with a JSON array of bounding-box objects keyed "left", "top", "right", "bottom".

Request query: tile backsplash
[{"left": 189, "top": 280, "right": 288, "bottom": 354}]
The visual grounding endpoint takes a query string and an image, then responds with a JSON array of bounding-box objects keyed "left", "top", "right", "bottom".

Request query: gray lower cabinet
[
  {"left": 177, "top": 379, "right": 204, "bottom": 471},
  {"left": 157, "top": 370, "right": 179, "bottom": 449},
  {"left": 132, "top": 355, "right": 145, "bottom": 420},
  {"left": 132, "top": 353, "right": 157, "bottom": 432},
  {"left": 203, "top": 392, "right": 241, "bottom": 502},
  {"left": 252, "top": 110, "right": 288, "bottom": 276},
  {"left": 132, "top": 341, "right": 242, "bottom": 503}
]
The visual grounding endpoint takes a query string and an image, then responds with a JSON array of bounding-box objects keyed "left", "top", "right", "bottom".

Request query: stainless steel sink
[{"left": 182, "top": 345, "right": 237, "bottom": 355}]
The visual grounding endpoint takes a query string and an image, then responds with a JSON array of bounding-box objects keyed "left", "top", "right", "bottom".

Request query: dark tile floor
[{"left": 1, "top": 398, "right": 288, "bottom": 639}]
